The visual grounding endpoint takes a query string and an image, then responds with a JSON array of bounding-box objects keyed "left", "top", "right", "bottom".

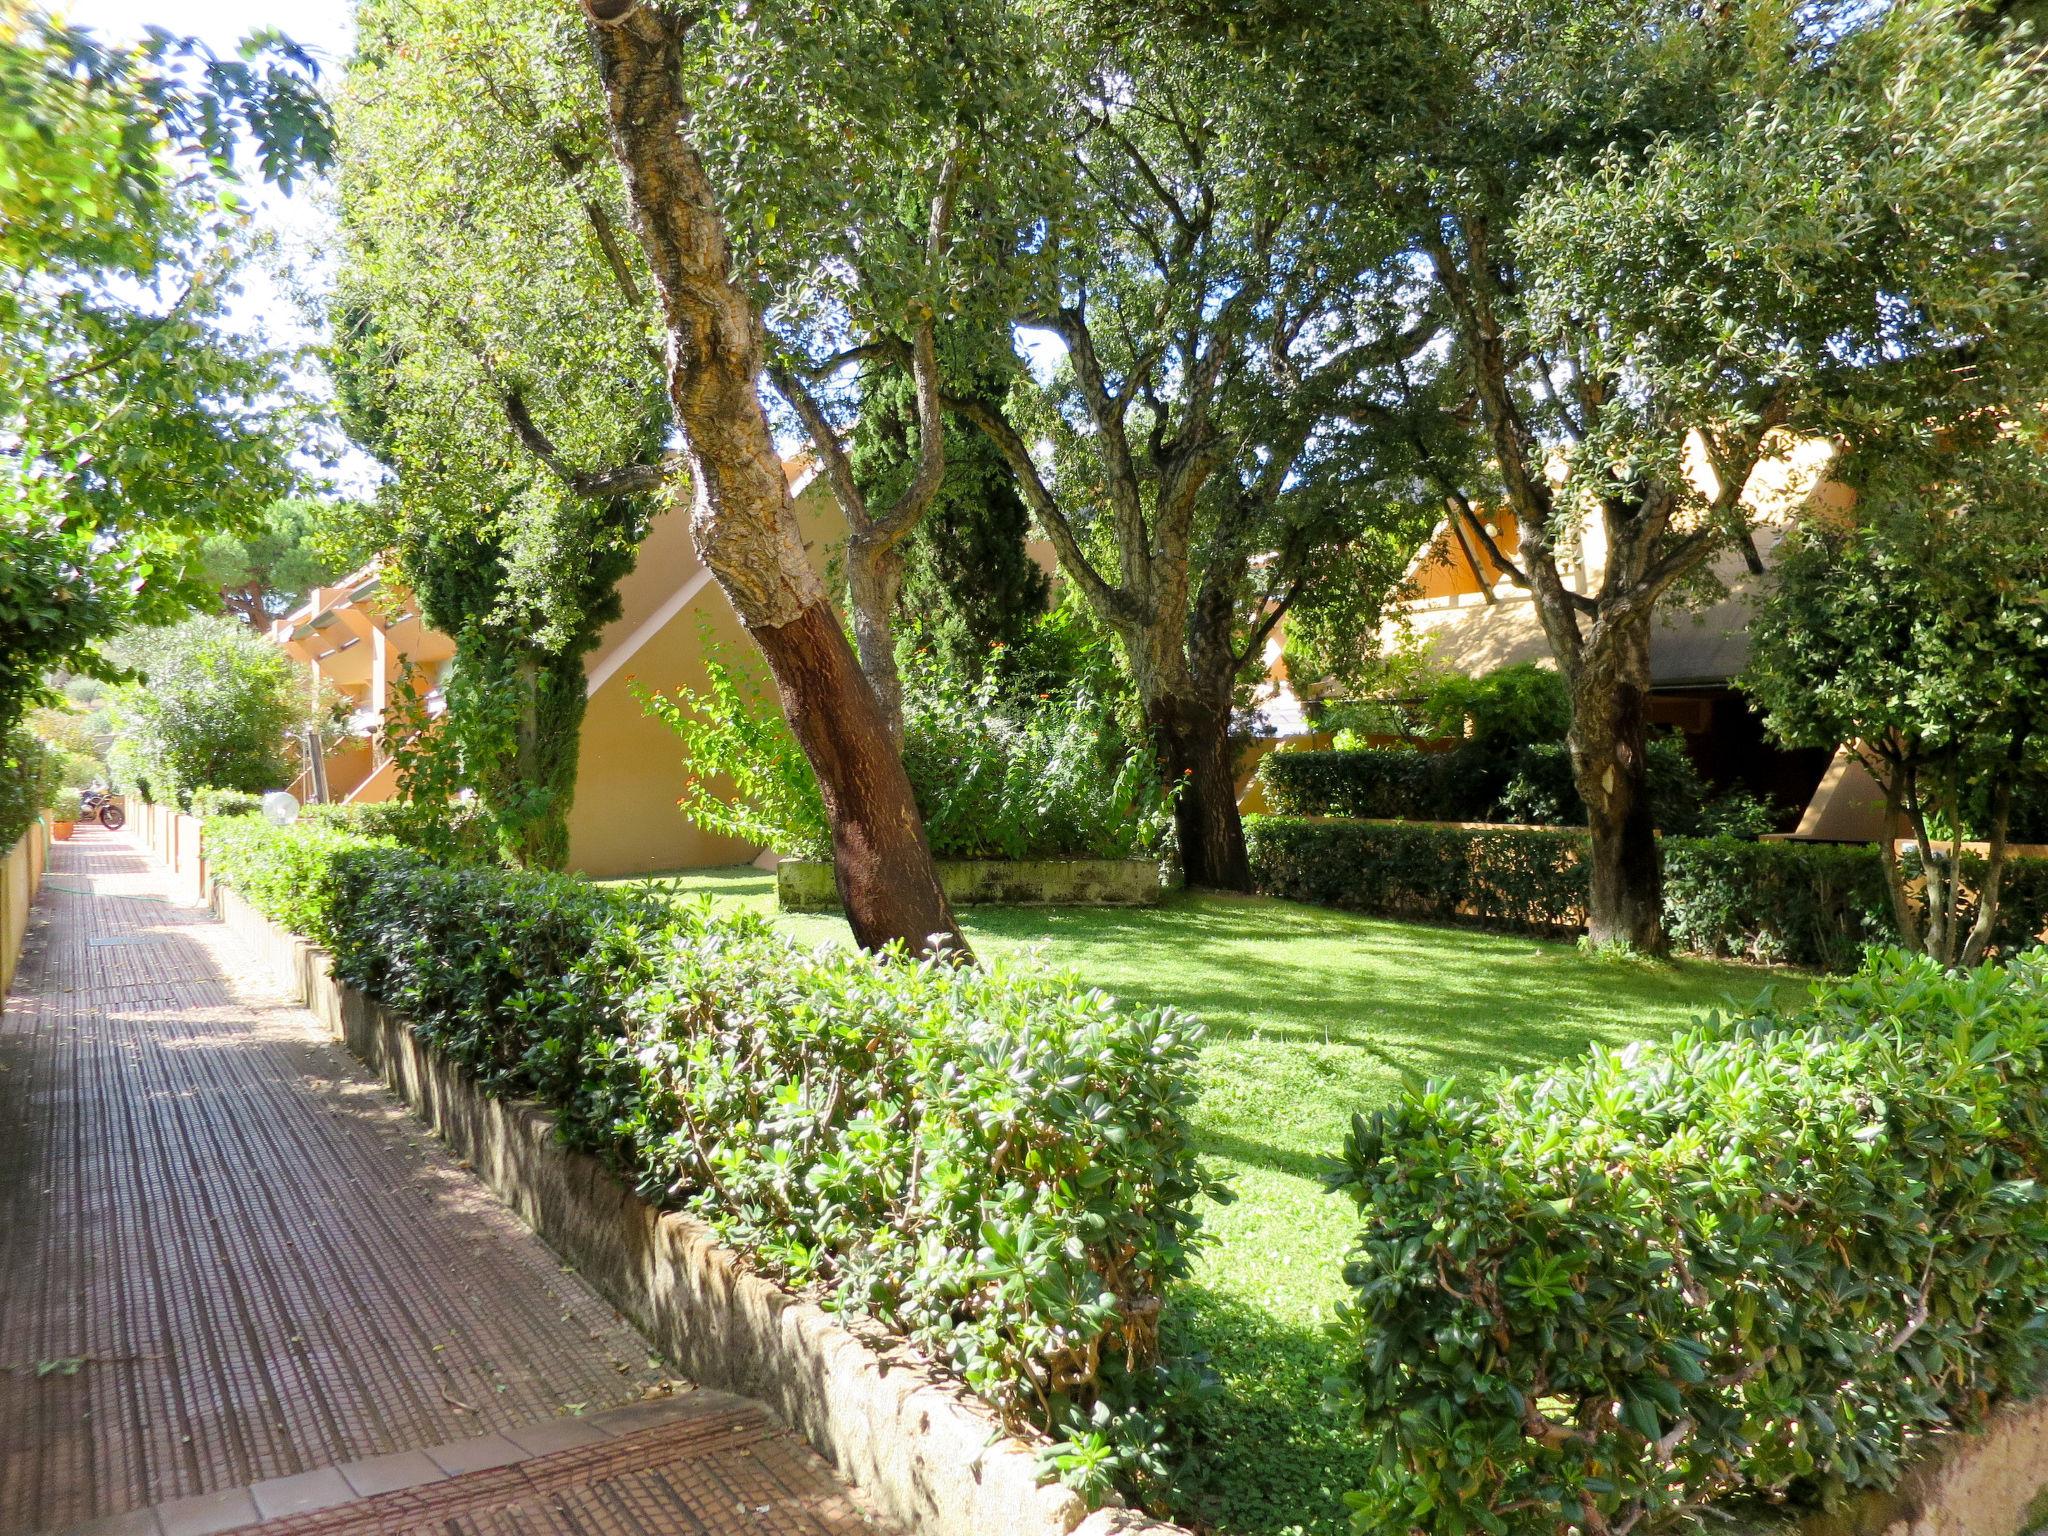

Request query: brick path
[{"left": 0, "top": 828, "right": 879, "bottom": 1536}]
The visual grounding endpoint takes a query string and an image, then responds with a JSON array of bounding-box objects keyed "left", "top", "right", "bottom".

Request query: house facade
[
  {"left": 1381, "top": 433, "right": 1868, "bottom": 833},
  {"left": 267, "top": 461, "right": 843, "bottom": 878}
]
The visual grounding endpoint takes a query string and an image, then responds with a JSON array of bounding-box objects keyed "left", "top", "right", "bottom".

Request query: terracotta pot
[{"left": 51, "top": 820, "right": 74, "bottom": 841}]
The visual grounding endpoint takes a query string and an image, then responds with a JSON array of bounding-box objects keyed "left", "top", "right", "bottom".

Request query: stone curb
[
  {"left": 209, "top": 882, "right": 1188, "bottom": 1536},
  {"left": 775, "top": 857, "right": 1165, "bottom": 911}
]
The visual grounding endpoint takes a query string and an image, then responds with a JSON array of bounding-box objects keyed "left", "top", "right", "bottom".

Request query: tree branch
[
  {"left": 947, "top": 390, "right": 1136, "bottom": 627},
  {"left": 500, "top": 387, "right": 676, "bottom": 498},
  {"left": 768, "top": 364, "right": 870, "bottom": 532}
]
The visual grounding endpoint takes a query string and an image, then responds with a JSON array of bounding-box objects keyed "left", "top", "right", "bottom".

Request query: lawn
[{"left": 628, "top": 868, "right": 1798, "bottom": 1536}]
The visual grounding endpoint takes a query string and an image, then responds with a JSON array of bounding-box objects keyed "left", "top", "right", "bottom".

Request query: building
[
  {"left": 268, "top": 461, "right": 843, "bottom": 878},
  {"left": 1378, "top": 433, "right": 1862, "bottom": 830}
]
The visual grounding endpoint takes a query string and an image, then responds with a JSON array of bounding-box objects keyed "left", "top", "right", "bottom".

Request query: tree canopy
[
  {"left": 0, "top": 7, "right": 331, "bottom": 740},
  {"left": 1145, "top": 0, "right": 2048, "bottom": 943}
]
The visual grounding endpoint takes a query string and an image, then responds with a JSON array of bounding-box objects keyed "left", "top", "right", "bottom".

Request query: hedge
[
  {"left": 1331, "top": 947, "right": 2048, "bottom": 1535},
  {"left": 1256, "top": 740, "right": 1717, "bottom": 831},
  {"left": 1244, "top": 816, "right": 2048, "bottom": 968},
  {"left": 201, "top": 816, "right": 1220, "bottom": 1498},
  {"left": 1257, "top": 746, "right": 1511, "bottom": 822},
  {"left": 1243, "top": 818, "right": 1586, "bottom": 936}
]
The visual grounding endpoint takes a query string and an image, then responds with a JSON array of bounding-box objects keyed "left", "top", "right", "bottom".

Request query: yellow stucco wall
[
  {"left": 567, "top": 588, "right": 762, "bottom": 879},
  {"left": 271, "top": 468, "right": 851, "bottom": 880},
  {"left": 566, "top": 471, "right": 846, "bottom": 880}
]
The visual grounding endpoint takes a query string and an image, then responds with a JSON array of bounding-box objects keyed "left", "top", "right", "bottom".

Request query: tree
[
  {"left": 202, "top": 496, "right": 380, "bottom": 625},
  {"left": 1745, "top": 433, "right": 2048, "bottom": 967},
  {"left": 848, "top": 330, "right": 1049, "bottom": 690},
  {"left": 106, "top": 614, "right": 320, "bottom": 807},
  {"left": 334, "top": 0, "right": 666, "bottom": 868},
  {"left": 0, "top": 9, "right": 331, "bottom": 742},
  {"left": 950, "top": 23, "right": 1439, "bottom": 888},
  {"left": 1167, "top": 0, "right": 2048, "bottom": 944},
  {"left": 678, "top": 0, "right": 1064, "bottom": 746},
  {"left": 568, "top": 0, "right": 1054, "bottom": 954}
]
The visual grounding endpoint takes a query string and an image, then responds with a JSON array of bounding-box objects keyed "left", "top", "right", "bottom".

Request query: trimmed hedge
[
  {"left": 201, "top": 817, "right": 1220, "bottom": 1497},
  {"left": 1257, "top": 739, "right": 1745, "bottom": 836},
  {"left": 1258, "top": 746, "right": 1508, "bottom": 822},
  {"left": 1331, "top": 947, "right": 2048, "bottom": 1534},
  {"left": 1245, "top": 816, "right": 2048, "bottom": 968},
  {"left": 1242, "top": 818, "right": 1586, "bottom": 936}
]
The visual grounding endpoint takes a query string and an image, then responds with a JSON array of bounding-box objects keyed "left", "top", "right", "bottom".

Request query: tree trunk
[
  {"left": 1568, "top": 619, "right": 1666, "bottom": 953},
  {"left": 578, "top": 0, "right": 963, "bottom": 958},
  {"left": 1871, "top": 759, "right": 1925, "bottom": 951},
  {"left": 753, "top": 602, "right": 960, "bottom": 953},
  {"left": 1146, "top": 688, "right": 1251, "bottom": 891},
  {"left": 845, "top": 531, "right": 907, "bottom": 744}
]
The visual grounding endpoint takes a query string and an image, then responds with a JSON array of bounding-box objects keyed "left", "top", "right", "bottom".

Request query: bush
[
  {"left": 1266, "top": 737, "right": 1748, "bottom": 836},
  {"left": 641, "top": 646, "right": 1172, "bottom": 863},
  {"left": 1330, "top": 948, "right": 2048, "bottom": 1536},
  {"left": 897, "top": 656, "right": 1172, "bottom": 860},
  {"left": 1662, "top": 838, "right": 1893, "bottom": 968},
  {"left": 201, "top": 817, "right": 1221, "bottom": 1498},
  {"left": 1244, "top": 817, "right": 1586, "bottom": 934},
  {"left": 0, "top": 728, "right": 59, "bottom": 848},
  {"left": 107, "top": 614, "right": 315, "bottom": 808},
  {"left": 1243, "top": 817, "right": 2048, "bottom": 968},
  {"left": 190, "top": 787, "right": 265, "bottom": 818},
  {"left": 299, "top": 798, "right": 495, "bottom": 862},
  {"left": 1416, "top": 661, "right": 1571, "bottom": 750}
]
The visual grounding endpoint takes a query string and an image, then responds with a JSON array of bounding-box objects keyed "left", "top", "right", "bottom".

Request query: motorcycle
[{"left": 78, "top": 788, "right": 125, "bottom": 830}]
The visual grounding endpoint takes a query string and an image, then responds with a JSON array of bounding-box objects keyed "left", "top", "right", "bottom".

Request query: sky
[{"left": 56, "top": 0, "right": 376, "bottom": 490}]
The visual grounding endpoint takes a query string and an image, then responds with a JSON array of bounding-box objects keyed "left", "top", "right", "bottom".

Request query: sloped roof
[{"left": 1406, "top": 549, "right": 1767, "bottom": 688}]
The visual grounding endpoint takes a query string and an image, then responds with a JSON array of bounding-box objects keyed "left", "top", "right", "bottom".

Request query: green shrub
[
  {"left": 0, "top": 728, "right": 59, "bottom": 848},
  {"left": 1259, "top": 747, "right": 1463, "bottom": 820},
  {"left": 1330, "top": 947, "right": 2048, "bottom": 1536},
  {"left": 640, "top": 646, "right": 1172, "bottom": 862},
  {"left": 1661, "top": 838, "right": 1893, "bottom": 968},
  {"left": 1416, "top": 662, "right": 1571, "bottom": 750},
  {"left": 1244, "top": 817, "right": 1586, "bottom": 934},
  {"left": 1266, "top": 737, "right": 1747, "bottom": 835},
  {"left": 201, "top": 813, "right": 401, "bottom": 939},
  {"left": 1243, "top": 817, "right": 2048, "bottom": 968},
  {"left": 190, "top": 787, "right": 265, "bottom": 817},
  {"left": 201, "top": 817, "right": 1220, "bottom": 1499},
  {"left": 106, "top": 614, "right": 314, "bottom": 808},
  {"left": 299, "top": 798, "right": 495, "bottom": 862},
  {"left": 897, "top": 656, "right": 1172, "bottom": 860}
]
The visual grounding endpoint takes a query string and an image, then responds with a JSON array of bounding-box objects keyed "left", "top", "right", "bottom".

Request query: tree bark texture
[
  {"left": 1148, "top": 691, "right": 1250, "bottom": 890},
  {"left": 1566, "top": 614, "right": 1666, "bottom": 952},
  {"left": 752, "top": 602, "right": 963, "bottom": 955},
  {"left": 843, "top": 532, "right": 907, "bottom": 745},
  {"left": 579, "top": 0, "right": 963, "bottom": 957}
]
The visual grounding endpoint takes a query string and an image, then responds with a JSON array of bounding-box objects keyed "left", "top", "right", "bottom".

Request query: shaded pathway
[{"left": 0, "top": 827, "right": 875, "bottom": 1536}]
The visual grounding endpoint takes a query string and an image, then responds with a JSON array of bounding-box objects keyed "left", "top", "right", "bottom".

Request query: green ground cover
[{"left": 626, "top": 868, "right": 1796, "bottom": 1535}]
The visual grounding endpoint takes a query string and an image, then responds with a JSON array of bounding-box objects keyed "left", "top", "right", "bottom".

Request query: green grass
[{"left": 624, "top": 868, "right": 1799, "bottom": 1536}]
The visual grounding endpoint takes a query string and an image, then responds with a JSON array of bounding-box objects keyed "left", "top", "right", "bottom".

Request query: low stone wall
[
  {"left": 132, "top": 801, "right": 208, "bottom": 905},
  {"left": 210, "top": 881, "right": 1183, "bottom": 1536},
  {"left": 778, "top": 856, "right": 1164, "bottom": 912},
  {"left": 1743, "top": 1395, "right": 2048, "bottom": 1536},
  {"left": 1, "top": 821, "right": 49, "bottom": 995}
]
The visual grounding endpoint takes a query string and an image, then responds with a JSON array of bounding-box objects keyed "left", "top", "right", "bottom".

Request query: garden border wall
[
  {"left": 203, "top": 874, "right": 1182, "bottom": 1536},
  {"left": 1, "top": 820, "right": 49, "bottom": 995},
  {"left": 136, "top": 817, "right": 2048, "bottom": 1536},
  {"left": 778, "top": 856, "right": 1163, "bottom": 911}
]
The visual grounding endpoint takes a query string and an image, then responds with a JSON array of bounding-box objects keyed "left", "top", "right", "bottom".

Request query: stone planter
[
  {"left": 777, "top": 856, "right": 1165, "bottom": 912},
  {"left": 206, "top": 882, "right": 1188, "bottom": 1536}
]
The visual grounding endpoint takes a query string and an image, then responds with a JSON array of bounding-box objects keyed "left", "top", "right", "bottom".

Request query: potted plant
[{"left": 48, "top": 788, "right": 79, "bottom": 841}]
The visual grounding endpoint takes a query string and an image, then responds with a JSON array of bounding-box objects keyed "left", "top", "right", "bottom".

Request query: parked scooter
[{"left": 78, "top": 788, "right": 125, "bottom": 830}]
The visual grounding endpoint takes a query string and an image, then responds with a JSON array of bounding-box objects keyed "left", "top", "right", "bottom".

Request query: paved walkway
[{"left": 0, "top": 827, "right": 878, "bottom": 1536}]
